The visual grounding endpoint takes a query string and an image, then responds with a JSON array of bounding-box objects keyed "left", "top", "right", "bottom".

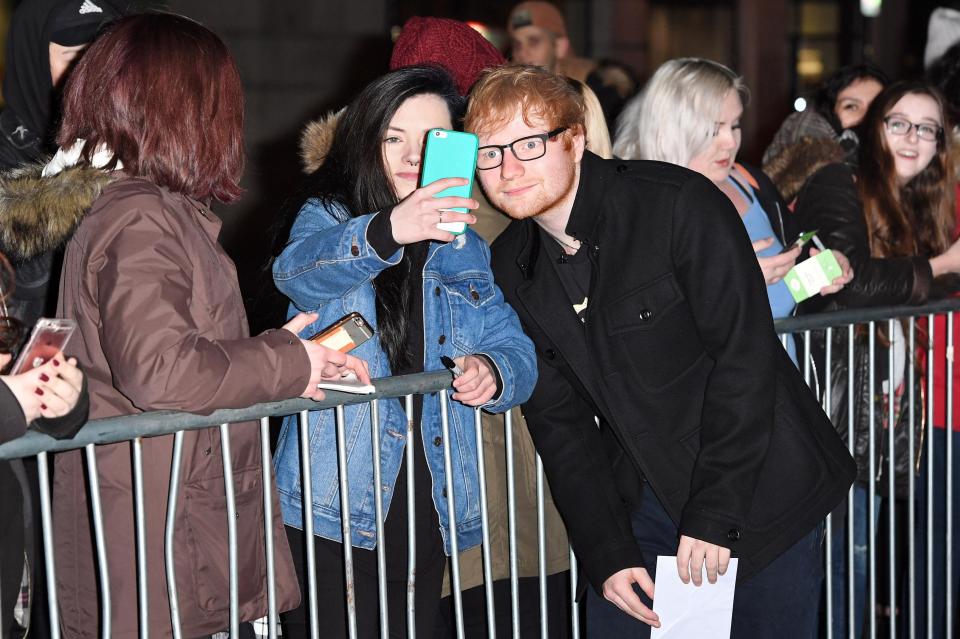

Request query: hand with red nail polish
[{"left": 1, "top": 350, "right": 85, "bottom": 424}]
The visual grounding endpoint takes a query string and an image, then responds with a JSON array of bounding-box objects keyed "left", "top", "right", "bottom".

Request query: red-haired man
[{"left": 468, "top": 64, "right": 855, "bottom": 637}]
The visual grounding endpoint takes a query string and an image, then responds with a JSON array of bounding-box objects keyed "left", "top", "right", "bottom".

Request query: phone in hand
[
  {"left": 779, "top": 229, "right": 820, "bottom": 254},
  {"left": 307, "top": 312, "right": 374, "bottom": 353},
  {"left": 420, "top": 129, "right": 479, "bottom": 235},
  {"left": 11, "top": 318, "right": 77, "bottom": 375}
]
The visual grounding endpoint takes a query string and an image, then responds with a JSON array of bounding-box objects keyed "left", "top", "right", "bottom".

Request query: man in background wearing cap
[
  {"left": 507, "top": 1, "right": 624, "bottom": 129},
  {"left": 0, "top": 2, "right": 117, "bottom": 637}
]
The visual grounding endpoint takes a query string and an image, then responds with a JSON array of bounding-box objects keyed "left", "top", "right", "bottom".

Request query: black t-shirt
[{"left": 538, "top": 227, "right": 645, "bottom": 509}]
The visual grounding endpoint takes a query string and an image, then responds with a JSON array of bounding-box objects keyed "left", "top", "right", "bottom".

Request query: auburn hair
[
  {"left": 58, "top": 13, "right": 245, "bottom": 203},
  {"left": 856, "top": 82, "right": 955, "bottom": 258},
  {"left": 465, "top": 64, "right": 585, "bottom": 143}
]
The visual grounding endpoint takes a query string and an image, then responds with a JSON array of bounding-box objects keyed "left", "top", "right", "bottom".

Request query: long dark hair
[
  {"left": 277, "top": 66, "right": 462, "bottom": 371},
  {"left": 856, "top": 82, "right": 955, "bottom": 259},
  {"left": 815, "top": 62, "right": 890, "bottom": 135}
]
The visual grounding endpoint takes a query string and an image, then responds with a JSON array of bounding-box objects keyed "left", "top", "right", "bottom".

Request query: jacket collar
[{"left": 513, "top": 150, "right": 607, "bottom": 281}]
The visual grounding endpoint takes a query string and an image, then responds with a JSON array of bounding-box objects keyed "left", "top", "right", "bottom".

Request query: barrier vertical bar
[
  {"left": 297, "top": 410, "right": 320, "bottom": 639},
  {"left": 335, "top": 405, "right": 358, "bottom": 639},
  {"left": 219, "top": 423, "right": 239, "bottom": 638},
  {"left": 868, "top": 322, "right": 877, "bottom": 639},
  {"left": 887, "top": 319, "right": 896, "bottom": 639},
  {"left": 405, "top": 395, "right": 416, "bottom": 639},
  {"left": 84, "top": 444, "right": 111, "bottom": 639},
  {"left": 926, "top": 315, "right": 935, "bottom": 638},
  {"left": 848, "top": 324, "right": 857, "bottom": 639},
  {"left": 439, "top": 391, "right": 465, "bottom": 638},
  {"left": 36, "top": 451, "right": 60, "bottom": 639},
  {"left": 803, "top": 329, "right": 812, "bottom": 385},
  {"left": 947, "top": 312, "right": 955, "bottom": 636},
  {"left": 537, "top": 454, "right": 548, "bottom": 639},
  {"left": 132, "top": 437, "right": 149, "bottom": 638},
  {"left": 907, "top": 317, "right": 916, "bottom": 639},
  {"left": 474, "top": 408, "right": 496, "bottom": 639},
  {"left": 505, "top": 410, "right": 520, "bottom": 638},
  {"left": 569, "top": 547, "right": 580, "bottom": 639},
  {"left": 370, "top": 400, "right": 389, "bottom": 639},
  {"left": 824, "top": 327, "right": 834, "bottom": 639},
  {"left": 165, "top": 432, "right": 185, "bottom": 639},
  {"left": 259, "top": 417, "right": 278, "bottom": 639}
]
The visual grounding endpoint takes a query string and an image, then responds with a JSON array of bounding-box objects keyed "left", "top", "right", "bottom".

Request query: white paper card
[
  {"left": 317, "top": 371, "right": 376, "bottom": 395},
  {"left": 650, "top": 556, "right": 738, "bottom": 639}
]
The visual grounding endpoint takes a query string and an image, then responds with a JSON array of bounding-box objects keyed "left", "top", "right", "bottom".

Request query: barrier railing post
[
  {"left": 370, "top": 400, "right": 389, "bottom": 639},
  {"left": 132, "top": 437, "right": 149, "bottom": 638},
  {"left": 848, "top": 323, "right": 857, "bottom": 639},
  {"left": 297, "top": 410, "right": 319, "bottom": 639},
  {"left": 947, "top": 312, "right": 955, "bottom": 636},
  {"left": 504, "top": 409, "right": 520, "bottom": 638},
  {"left": 926, "top": 315, "right": 935, "bottom": 638},
  {"left": 440, "top": 391, "right": 464, "bottom": 638},
  {"left": 868, "top": 322, "right": 877, "bottom": 639},
  {"left": 907, "top": 318, "right": 916, "bottom": 639},
  {"left": 569, "top": 547, "right": 580, "bottom": 639},
  {"left": 405, "top": 395, "right": 416, "bottom": 639},
  {"left": 218, "top": 423, "right": 239, "bottom": 637},
  {"left": 259, "top": 417, "right": 278, "bottom": 639},
  {"left": 36, "top": 451, "right": 60, "bottom": 639},
  {"left": 84, "top": 444, "right": 111, "bottom": 639},
  {"left": 887, "top": 319, "right": 897, "bottom": 639},
  {"left": 823, "top": 327, "right": 834, "bottom": 639},
  {"left": 475, "top": 408, "right": 496, "bottom": 638},
  {"left": 164, "top": 432, "right": 185, "bottom": 639},
  {"left": 537, "top": 454, "right": 548, "bottom": 639},
  {"left": 335, "top": 405, "right": 358, "bottom": 639}
]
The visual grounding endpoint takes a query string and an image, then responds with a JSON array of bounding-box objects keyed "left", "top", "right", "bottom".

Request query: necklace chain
[{"left": 548, "top": 232, "right": 580, "bottom": 254}]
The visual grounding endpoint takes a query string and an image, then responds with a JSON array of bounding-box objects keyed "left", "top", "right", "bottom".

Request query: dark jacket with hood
[{"left": 0, "top": 0, "right": 120, "bottom": 330}]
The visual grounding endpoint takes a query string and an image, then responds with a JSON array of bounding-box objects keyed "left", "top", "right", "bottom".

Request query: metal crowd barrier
[{"left": 0, "top": 298, "right": 959, "bottom": 638}]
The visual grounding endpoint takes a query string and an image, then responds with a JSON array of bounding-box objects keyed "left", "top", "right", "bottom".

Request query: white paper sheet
[{"left": 650, "top": 556, "right": 738, "bottom": 639}]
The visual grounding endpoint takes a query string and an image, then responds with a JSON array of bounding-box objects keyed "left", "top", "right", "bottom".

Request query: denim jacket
[{"left": 272, "top": 198, "right": 537, "bottom": 553}]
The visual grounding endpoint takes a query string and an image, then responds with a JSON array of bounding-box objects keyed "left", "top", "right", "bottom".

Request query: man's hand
[
  {"left": 451, "top": 355, "right": 497, "bottom": 406},
  {"left": 676, "top": 535, "right": 731, "bottom": 586},
  {"left": 602, "top": 567, "right": 660, "bottom": 627}
]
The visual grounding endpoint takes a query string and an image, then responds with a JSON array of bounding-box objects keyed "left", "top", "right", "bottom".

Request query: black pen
[{"left": 440, "top": 355, "right": 464, "bottom": 377}]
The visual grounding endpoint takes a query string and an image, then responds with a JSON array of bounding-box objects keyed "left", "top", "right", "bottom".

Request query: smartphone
[
  {"left": 779, "top": 229, "right": 820, "bottom": 254},
  {"left": 307, "top": 312, "right": 374, "bottom": 353},
  {"left": 11, "top": 318, "right": 77, "bottom": 375},
  {"left": 420, "top": 129, "right": 479, "bottom": 235}
]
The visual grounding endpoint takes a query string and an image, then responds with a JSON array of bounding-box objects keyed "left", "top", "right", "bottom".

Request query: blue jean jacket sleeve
[
  {"left": 472, "top": 240, "right": 538, "bottom": 413},
  {"left": 272, "top": 199, "right": 403, "bottom": 311}
]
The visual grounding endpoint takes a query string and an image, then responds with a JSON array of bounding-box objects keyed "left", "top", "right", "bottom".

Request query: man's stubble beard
[{"left": 495, "top": 158, "right": 577, "bottom": 222}]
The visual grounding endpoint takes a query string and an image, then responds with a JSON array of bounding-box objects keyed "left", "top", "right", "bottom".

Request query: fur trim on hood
[
  {"left": 299, "top": 108, "right": 345, "bottom": 174},
  {"left": 0, "top": 161, "right": 115, "bottom": 259},
  {"left": 762, "top": 136, "right": 848, "bottom": 202}
]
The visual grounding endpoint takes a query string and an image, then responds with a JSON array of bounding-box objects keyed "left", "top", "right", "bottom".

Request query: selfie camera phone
[
  {"left": 420, "top": 129, "right": 478, "bottom": 235},
  {"left": 308, "top": 312, "right": 374, "bottom": 353},
  {"left": 11, "top": 318, "right": 77, "bottom": 375}
]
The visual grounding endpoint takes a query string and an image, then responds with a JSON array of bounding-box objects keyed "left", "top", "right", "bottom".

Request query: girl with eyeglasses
[{"left": 794, "top": 81, "right": 960, "bottom": 638}]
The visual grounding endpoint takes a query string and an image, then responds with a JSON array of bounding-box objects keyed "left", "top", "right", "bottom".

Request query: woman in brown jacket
[{"left": 1, "top": 13, "right": 368, "bottom": 638}]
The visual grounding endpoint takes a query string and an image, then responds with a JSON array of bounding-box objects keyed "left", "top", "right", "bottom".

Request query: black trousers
[{"left": 281, "top": 418, "right": 446, "bottom": 639}]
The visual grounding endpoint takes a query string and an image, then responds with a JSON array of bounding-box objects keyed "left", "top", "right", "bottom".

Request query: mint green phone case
[{"left": 419, "top": 129, "right": 479, "bottom": 235}]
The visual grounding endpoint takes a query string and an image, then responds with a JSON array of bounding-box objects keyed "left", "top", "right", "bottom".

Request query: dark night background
[{"left": 1, "top": 0, "right": 955, "bottom": 331}]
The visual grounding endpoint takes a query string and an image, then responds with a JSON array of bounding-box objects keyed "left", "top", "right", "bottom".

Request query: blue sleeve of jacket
[
  {"left": 472, "top": 238, "right": 538, "bottom": 413},
  {"left": 272, "top": 199, "right": 403, "bottom": 311}
]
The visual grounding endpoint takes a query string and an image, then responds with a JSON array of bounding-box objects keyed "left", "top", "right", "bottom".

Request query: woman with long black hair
[{"left": 271, "top": 65, "right": 536, "bottom": 638}]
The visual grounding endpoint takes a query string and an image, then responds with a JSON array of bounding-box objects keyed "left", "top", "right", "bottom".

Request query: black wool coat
[{"left": 490, "top": 152, "right": 856, "bottom": 592}]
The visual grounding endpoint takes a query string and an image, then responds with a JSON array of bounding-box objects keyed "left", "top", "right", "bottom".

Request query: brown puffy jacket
[{"left": 3, "top": 164, "right": 309, "bottom": 638}]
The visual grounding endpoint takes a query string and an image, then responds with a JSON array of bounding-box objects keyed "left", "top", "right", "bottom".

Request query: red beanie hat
[{"left": 390, "top": 16, "right": 506, "bottom": 96}]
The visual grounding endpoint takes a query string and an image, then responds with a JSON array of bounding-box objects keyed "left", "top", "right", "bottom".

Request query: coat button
[
  {"left": 350, "top": 245, "right": 359, "bottom": 256},
  {"left": 727, "top": 528, "right": 741, "bottom": 541},
  {"left": 435, "top": 286, "right": 441, "bottom": 296},
  {"left": 204, "top": 447, "right": 212, "bottom": 456},
  {"left": 616, "top": 164, "right": 628, "bottom": 173},
  {"left": 471, "top": 290, "right": 480, "bottom": 301},
  {"left": 442, "top": 487, "right": 448, "bottom": 498},
  {"left": 544, "top": 348, "right": 556, "bottom": 360},
  {"left": 639, "top": 309, "right": 653, "bottom": 321},
  {"left": 433, "top": 436, "right": 442, "bottom": 447},
  {"left": 438, "top": 335, "right": 446, "bottom": 344}
]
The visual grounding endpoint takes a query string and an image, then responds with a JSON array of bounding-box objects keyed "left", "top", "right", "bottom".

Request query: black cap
[{"left": 49, "top": 0, "right": 119, "bottom": 46}]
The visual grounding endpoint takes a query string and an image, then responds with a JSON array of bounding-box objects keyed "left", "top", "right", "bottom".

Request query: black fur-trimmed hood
[{"left": 0, "top": 161, "right": 115, "bottom": 260}]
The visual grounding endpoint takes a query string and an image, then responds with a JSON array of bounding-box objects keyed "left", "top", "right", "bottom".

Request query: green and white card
[{"left": 784, "top": 250, "right": 842, "bottom": 303}]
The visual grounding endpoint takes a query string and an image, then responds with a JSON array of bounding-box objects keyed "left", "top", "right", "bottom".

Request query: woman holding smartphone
[
  {"left": 614, "top": 57, "right": 853, "bottom": 367},
  {"left": 271, "top": 65, "right": 536, "bottom": 638},
  {"left": 0, "top": 14, "right": 369, "bottom": 638}
]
